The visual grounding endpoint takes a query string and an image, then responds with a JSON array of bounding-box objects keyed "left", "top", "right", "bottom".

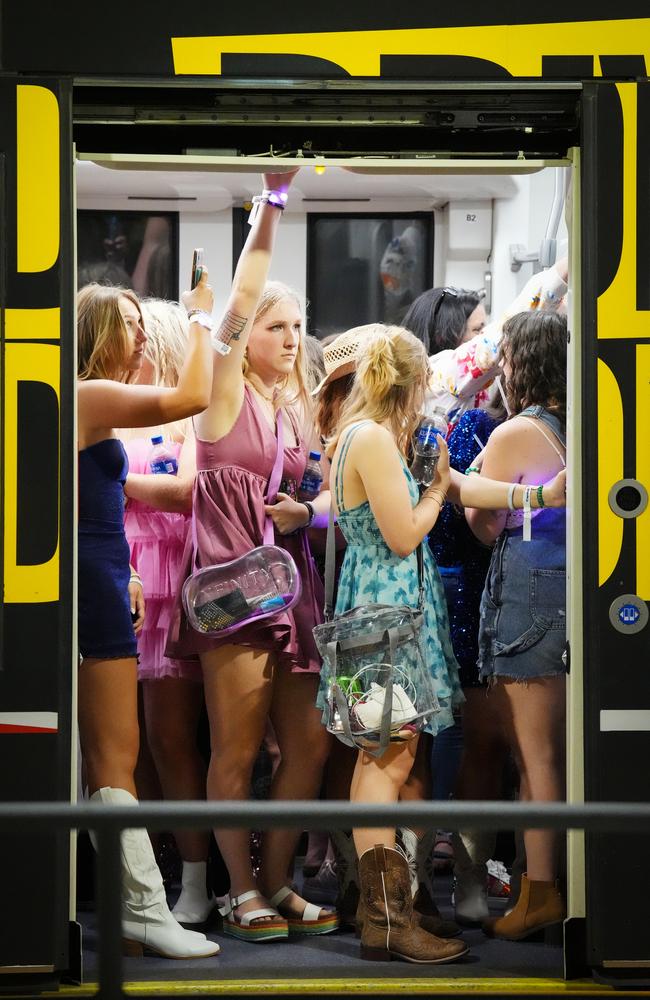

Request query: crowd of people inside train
[{"left": 77, "top": 168, "right": 569, "bottom": 964}]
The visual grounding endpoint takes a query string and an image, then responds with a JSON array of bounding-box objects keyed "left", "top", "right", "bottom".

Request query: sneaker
[
  {"left": 486, "top": 859, "right": 511, "bottom": 899},
  {"left": 302, "top": 858, "right": 338, "bottom": 906}
]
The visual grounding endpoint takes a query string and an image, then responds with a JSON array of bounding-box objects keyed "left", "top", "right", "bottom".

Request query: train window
[
  {"left": 307, "top": 213, "right": 433, "bottom": 339},
  {"left": 77, "top": 208, "right": 179, "bottom": 299}
]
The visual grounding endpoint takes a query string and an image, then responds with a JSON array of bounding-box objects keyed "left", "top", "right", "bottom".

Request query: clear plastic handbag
[
  {"left": 313, "top": 508, "right": 440, "bottom": 757},
  {"left": 183, "top": 408, "right": 302, "bottom": 638},
  {"left": 182, "top": 544, "right": 301, "bottom": 638}
]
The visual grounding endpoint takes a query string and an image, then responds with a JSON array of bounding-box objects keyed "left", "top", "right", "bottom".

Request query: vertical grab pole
[{"left": 95, "top": 826, "right": 124, "bottom": 1000}]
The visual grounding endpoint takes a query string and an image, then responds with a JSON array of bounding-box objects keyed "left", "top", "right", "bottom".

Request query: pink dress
[
  {"left": 123, "top": 438, "right": 201, "bottom": 682},
  {"left": 166, "top": 387, "right": 324, "bottom": 672}
]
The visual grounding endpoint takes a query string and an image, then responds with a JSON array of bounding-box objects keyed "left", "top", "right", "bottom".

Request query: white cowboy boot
[
  {"left": 90, "top": 788, "right": 220, "bottom": 958},
  {"left": 171, "top": 860, "right": 218, "bottom": 925},
  {"left": 452, "top": 830, "right": 493, "bottom": 926},
  {"left": 399, "top": 828, "right": 460, "bottom": 938}
]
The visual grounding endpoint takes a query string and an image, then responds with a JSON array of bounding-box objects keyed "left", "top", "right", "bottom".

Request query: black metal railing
[{"left": 2, "top": 799, "right": 650, "bottom": 999}]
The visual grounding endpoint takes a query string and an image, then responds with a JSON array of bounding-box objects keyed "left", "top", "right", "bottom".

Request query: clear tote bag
[
  {"left": 183, "top": 411, "right": 302, "bottom": 638},
  {"left": 313, "top": 506, "right": 440, "bottom": 758}
]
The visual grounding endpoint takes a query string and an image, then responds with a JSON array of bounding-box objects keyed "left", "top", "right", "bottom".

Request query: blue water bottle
[
  {"left": 148, "top": 435, "right": 178, "bottom": 475},
  {"left": 299, "top": 451, "right": 323, "bottom": 500}
]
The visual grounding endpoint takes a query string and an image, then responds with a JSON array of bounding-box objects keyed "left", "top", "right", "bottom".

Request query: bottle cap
[
  {"left": 151, "top": 435, "right": 163, "bottom": 445},
  {"left": 309, "top": 451, "right": 321, "bottom": 461}
]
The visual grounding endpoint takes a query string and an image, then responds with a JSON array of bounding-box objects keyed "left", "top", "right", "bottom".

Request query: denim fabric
[{"left": 477, "top": 406, "right": 566, "bottom": 683}]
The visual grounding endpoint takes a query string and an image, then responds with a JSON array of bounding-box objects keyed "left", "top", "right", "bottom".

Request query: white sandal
[
  {"left": 269, "top": 885, "right": 339, "bottom": 936},
  {"left": 218, "top": 890, "right": 288, "bottom": 942}
]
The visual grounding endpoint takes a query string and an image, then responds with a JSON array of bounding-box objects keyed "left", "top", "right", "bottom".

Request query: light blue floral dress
[{"left": 328, "top": 421, "right": 464, "bottom": 735}]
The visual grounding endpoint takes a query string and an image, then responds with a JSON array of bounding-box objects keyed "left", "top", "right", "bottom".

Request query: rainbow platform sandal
[
  {"left": 270, "top": 885, "right": 339, "bottom": 936},
  {"left": 218, "top": 890, "right": 289, "bottom": 943}
]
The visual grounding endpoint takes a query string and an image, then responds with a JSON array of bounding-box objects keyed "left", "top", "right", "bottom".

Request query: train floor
[{"left": 78, "top": 870, "right": 564, "bottom": 986}]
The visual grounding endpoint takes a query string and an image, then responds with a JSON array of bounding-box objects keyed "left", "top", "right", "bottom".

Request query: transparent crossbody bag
[
  {"left": 183, "top": 411, "right": 302, "bottom": 638},
  {"left": 313, "top": 505, "right": 440, "bottom": 758}
]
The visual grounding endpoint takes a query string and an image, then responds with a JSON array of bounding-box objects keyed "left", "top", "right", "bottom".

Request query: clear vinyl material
[
  {"left": 183, "top": 545, "right": 301, "bottom": 638},
  {"left": 313, "top": 603, "right": 440, "bottom": 756}
]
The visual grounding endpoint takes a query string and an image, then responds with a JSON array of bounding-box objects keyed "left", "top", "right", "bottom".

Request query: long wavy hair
[
  {"left": 77, "top": 283, "right": 143, "bottom": 382},
  {"left": 244, "top": 280, "right": 313, "bottom": 422},
  {"left": 328, "top": 325, "right": 428, "bottom": 458},
  {"left": 139, "top": 298, "right": 190, "bottom": 441},
  {"left": 403, "top": 286, "right": 483, "bottom": 354},
  {"left": 499, "top": 311, "right": 567, "bottom": 424}
]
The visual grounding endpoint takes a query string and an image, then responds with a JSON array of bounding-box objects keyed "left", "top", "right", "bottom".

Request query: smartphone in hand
[{"left": 191, "top": 248, "right": 204, "bottom": 289}]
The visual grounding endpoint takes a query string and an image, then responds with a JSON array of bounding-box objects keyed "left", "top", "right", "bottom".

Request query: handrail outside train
[{"left": 1, "top": 799, "right": 650, "bottom": 1000}]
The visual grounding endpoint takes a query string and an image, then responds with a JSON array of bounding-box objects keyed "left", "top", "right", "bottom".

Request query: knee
[{"left": 148, "top": 725, "right": 198, "bottom": 768}]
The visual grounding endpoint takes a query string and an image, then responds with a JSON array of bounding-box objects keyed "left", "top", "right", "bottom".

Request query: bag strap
[{"left": 263, "top": 410, "right": 285, "bottom": 546}]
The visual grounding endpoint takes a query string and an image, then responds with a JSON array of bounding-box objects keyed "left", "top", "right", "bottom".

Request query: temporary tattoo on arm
[{"left": 215, "top": 310, "right": 247, "bottom": 347}]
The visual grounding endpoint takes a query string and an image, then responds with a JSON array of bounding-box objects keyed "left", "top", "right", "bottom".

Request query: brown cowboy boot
[
  {"left": 399, "top": 827, "right": 461, "bottom": 937},
  {"left": 357, "top": 844, "right": 469, "bottom": 964},
  {"left": 483, "top": 873, "right": 565, "bottom": 941},
  {"left": 330, "top": 829, "right": 360, "bottom": 929}
]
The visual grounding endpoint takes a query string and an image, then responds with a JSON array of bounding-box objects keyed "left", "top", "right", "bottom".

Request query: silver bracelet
[
  {"left": 187, "top": 309, "right": 213, "bottom": 331},
  {"left": 507, "top": 482, "right": 517, "bottom": 511}
]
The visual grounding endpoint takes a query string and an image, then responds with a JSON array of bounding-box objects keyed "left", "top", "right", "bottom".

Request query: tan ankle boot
[
  {"left": 358, "top": 845, "right": 468, "bottom": 964},
  {"left": 482, "top": 873, "right": 565, "bottom": 941}
]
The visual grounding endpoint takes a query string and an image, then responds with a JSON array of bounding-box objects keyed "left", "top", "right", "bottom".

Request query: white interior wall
[{"left": 81, "top": 168, "right": 568, "bottom": 330}]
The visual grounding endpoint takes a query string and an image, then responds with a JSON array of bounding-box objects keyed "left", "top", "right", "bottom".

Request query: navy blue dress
[{"left": 78, "top": 439, "right": 137, "bottom": 660}]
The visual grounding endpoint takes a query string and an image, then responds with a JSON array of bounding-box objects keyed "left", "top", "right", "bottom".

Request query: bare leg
[
  {"left": 202, "top": 644, "right": 274, "bottom": 922},
  {"left": 351, "top": 739, "right": 418, "bottom": 858},
  {"left": 455, "top": 687, "right": 509, "bottom": 802},
  {"left": 258, "top": 667, "right": 331, "bottom": 909},
  {"left": 324, "top": 737, "right": 357, "bottom": 800},
  {"left": 143, "top": 677, "right": 210, "bottom": 862},
  {"left": 499, "top": 676, "right": 566, "bottom": 882},
  {"left": 78, "top": 657, "right": 139, "bottom": 795}
]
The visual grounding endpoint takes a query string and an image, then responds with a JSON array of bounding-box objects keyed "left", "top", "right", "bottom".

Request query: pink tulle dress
[
  {"left": 123, "top": 438, "right": 202, "bottom": 682},
  {"left": 166, "top": 387, "right": 324, "bottom": 672}
]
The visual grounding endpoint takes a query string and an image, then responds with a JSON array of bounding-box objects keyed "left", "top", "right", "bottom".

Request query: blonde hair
[
  {"left": 139, "top": 299, "right": 190, "bottom": 441},
  {"left": 244, "top": 280, "right": 313, "bottom": 422},
  {"left": 328, "top": 325, "right": 428, "bottom": 457},
  {"left": 77, "top": 283, "right": 142, "bottom": 382}
]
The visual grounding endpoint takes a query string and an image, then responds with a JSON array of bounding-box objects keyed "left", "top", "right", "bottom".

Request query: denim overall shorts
[{"left": 477, "top": 407, "right": 566, "bottom": 683}]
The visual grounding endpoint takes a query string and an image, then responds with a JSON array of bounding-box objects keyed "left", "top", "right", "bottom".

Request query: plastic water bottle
[
  {"left": 148, "top": 435, "right": 178, "bottom": 475},
  {"left": 410, "top": 411, "right": 447, "bottom": 487},
  {"left": 298, "top": 451, "right": 323, "bottom": 500}
]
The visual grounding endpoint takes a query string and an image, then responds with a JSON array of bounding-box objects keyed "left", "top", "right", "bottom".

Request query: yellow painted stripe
[
  {"left": 5, "top": 307, "right": 61, "bottom": 341},
  {"left": 16, "top": 85, "right": 59, "bottom": 273},
  {"left": 598, "top": 359, "right": 625, "bottom": 586},
  {"left": 3, "top": 342, "right": 60, "bottom": 603},
  {"left": 172, "top": 17, "right": 650, "bottom": 76},
  {"left": 637, "top": 345, "right": 650, "bottom": 600},
  {"left": 32, "top": 978, "right": 650, "bottom": 998},
  {"left": 598, "top": 84, "right": 650, "bottom": 341}
]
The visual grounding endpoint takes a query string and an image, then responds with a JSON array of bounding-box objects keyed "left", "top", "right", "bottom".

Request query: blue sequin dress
[
  {"left": 428, "top": 409, "right": 501, "bottom": 687},
  {"left": 331, "top": 422, "right": 463, "bottom": 735}
]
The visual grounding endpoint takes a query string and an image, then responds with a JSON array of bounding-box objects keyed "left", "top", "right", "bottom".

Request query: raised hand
[{"left": 181, "top": 265, "right": 214, "bottom": 316}]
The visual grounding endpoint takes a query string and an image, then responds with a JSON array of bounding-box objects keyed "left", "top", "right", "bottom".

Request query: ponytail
[{"left": 357, "top": 332, "right": 399, "bottom": 403}]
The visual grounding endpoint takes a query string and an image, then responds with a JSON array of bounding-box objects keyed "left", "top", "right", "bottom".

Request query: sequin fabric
[{"left": 428, "top": 409, "right": 501, "bottom": 687}]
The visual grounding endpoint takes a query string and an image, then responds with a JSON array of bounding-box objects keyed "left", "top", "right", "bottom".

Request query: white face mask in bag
[{"left": 352, "top": 682, "right": 418, "bottom": 732}]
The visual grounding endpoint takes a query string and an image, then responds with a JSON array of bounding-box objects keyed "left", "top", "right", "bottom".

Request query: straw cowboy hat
[{"left": 312, "top": 323, "right": 384, "bottom": 395}]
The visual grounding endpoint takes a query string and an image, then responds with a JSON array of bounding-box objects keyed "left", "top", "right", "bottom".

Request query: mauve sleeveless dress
[{"left": 166, "top": 386, "right": 324, "bottom": 672}]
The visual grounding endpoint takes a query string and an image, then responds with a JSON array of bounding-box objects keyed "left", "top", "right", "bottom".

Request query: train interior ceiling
[{"left": 69, "top": 83, "right": 578, "bottom": 992}]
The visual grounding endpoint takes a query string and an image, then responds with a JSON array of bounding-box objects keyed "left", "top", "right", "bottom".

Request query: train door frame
[{"left": 1, "top": 69, "right": 649, "bottom": 992}]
